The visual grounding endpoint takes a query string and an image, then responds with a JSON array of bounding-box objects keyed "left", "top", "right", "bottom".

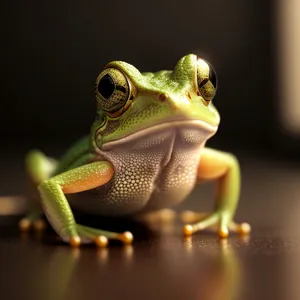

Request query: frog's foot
[
  {"left": 136, "top": 209, "right": 177, "bottom": 234},
  {"left": 179, "top": 210, "right": 208, "bottom": 223},
  {"left": 182, "top": 211, "right": 251, "bottom": 238},
  {"left": 62, "top": 224, "right": 133, "bottom": 248},
  {"left": 137, "top": 208, "right": 176, "bottom": 224},
  {"left": 19, "top": 211, "right": 46, "bottom": 232}
]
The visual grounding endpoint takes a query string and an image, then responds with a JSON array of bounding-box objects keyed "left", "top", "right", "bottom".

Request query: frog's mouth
[{"left": 101, "top": 119, "right": 217, "bottom": 151}]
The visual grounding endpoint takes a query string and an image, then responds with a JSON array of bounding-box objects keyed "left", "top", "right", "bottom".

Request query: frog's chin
[{"left": 101, "top": 119, "right": 218, "bottom": 151}]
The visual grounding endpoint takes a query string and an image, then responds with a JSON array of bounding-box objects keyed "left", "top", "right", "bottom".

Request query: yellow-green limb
[
  {"left": 38, "top": 161, "right": 133, "bottom": 247},
  {"left": 183, "top": 147, "right": 251, "bottom": 238}
]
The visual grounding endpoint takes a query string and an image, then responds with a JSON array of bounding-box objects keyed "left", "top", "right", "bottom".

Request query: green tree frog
[{"left": 20, "top": 54, "right": 250, "bottom": 247}]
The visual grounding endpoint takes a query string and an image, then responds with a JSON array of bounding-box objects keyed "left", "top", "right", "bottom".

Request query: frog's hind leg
[{"left": 19, "top": 150, "right": 58, "bottom": 232}]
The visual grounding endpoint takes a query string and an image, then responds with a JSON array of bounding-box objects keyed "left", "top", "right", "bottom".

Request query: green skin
[{"left": 23, "top": 54, "right": 249, "bottom": 246}]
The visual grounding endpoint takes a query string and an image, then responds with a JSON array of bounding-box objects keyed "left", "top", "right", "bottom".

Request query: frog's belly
[{"left": 67, "top": 126, "right": 207, "bottom": 216}]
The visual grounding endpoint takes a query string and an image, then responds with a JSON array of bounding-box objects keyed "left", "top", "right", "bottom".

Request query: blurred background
[{"left": 1, "top": 0, "right": 299, "bottom": 160}]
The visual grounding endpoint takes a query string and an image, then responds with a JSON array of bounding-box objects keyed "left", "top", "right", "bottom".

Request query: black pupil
[
  {"left": 208, "top": 65, "right": 217, "bottom": 89},
  {"left": 98, "top": 74, "right": 115, "bottom": 99}
]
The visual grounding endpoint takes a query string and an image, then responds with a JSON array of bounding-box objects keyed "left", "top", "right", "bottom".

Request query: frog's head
[{"left": 92, "top": 54, "right": 220, "bottom": 151}]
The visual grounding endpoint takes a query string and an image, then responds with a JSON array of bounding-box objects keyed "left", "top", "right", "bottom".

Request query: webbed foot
[
  {"left": 19, "top": 211, "right": 46, "bottom": 232},
  {"left": 62, "top": 224, "right": 133, "bottom": 248},
  {"left": 181, "top": 211, "right": 251, "bottom": 238}
]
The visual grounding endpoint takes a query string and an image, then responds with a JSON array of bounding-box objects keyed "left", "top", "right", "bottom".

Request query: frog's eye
[
  {"left": 95, "top": 68, "right": 133, "bottom": 117},
  {"left": 196, "top": 58, "right": 218, "bottom": 105}
]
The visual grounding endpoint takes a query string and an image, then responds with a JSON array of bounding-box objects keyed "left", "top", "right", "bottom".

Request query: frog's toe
[
  {"left": 75, "top": 224, "right": 133, "bottom": 248},
  {"left": 218, "top": 227, "right": 229, "bottom": 239},
  {"left": 33, "top": 219, "right": 46, "bottom": 232},
  {"left": 19, "top": 216, "right": 46, "bottom": 232},
  {"left": 19, "top": 208, "right": 46, "bottom": 233},
  {"left": 117, "top": 231, "right": 134, "bottom": 245},
  {"left": 182, "top": 212, "right": 219, "bottom": 236},
  {"left": 19, "top": 218, "right": 32, "bottom": 232},
  {"left": 70, "top": 236, "right": 81, "bottom": 247},
  {"left": 94, "top": 236, "right": 109, "bottom": 248},
  {"left": 229, "top": 221, "right": 251, "bottom": 236},
  {"left": 182, "top": 212, "right": 251, "bottom": 238},
  {"left": 182, "top": 224, "right": 194, "bottom": 236}
]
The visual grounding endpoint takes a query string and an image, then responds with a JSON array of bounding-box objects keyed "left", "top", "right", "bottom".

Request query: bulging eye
[
  {"left": 95, "top": 68, "right": 132, "bottom": 117},
  {"left": 196, "top": 58, "right": 218, "bottom": 104}
]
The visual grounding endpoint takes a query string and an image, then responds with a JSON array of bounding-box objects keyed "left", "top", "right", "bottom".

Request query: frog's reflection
[
  {"left": 41, "top": 248, "right": 80, "bottom": 300},
  {"left": 138, "top": 213, "right": 245, "bottom": 300},
  {"left": 26, "top": 226, "right": 245, "bottom": 300},
  {"left": 97, "top": 244, "right": 134, "bottom": 265},
  {"left": 192, "top": 239, "right": 243, "bottom": 300},
  {"left": 32, "top": 243, "right": 135, "bottom": 300}
]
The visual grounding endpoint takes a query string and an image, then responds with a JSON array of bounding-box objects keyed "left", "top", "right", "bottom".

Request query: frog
[{"left": 19, "top": 54, "right": 251, "bottom": 247}]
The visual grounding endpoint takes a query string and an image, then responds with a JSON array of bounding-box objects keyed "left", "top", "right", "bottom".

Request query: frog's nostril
[{"left": 159, "top": 93, "right": 168, "bottom": 102}]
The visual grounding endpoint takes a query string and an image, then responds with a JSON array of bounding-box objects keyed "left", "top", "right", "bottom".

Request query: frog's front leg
[
  {"left": 183, "top": 148, "right": 251, "bottom": 238},
  {"left": 38, "top": 161, "right": 133, "bottom": 247}
]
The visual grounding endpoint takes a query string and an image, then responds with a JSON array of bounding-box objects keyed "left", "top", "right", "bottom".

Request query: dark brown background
[
  {"left": 1, "top": 0, "right": 278, "bottom": 154},
  {"left": 1, "top": 1, "right": 300, "bottom": 300}
]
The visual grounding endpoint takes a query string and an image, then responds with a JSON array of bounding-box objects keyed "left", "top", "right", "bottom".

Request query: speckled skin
[{"left": 68, "top": 120, "right": 216, "bottom": 215}]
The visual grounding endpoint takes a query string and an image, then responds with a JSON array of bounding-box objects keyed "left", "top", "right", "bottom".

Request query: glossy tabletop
[{"left": 0, "top": 156, "right": 299, "bottom": 300}]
